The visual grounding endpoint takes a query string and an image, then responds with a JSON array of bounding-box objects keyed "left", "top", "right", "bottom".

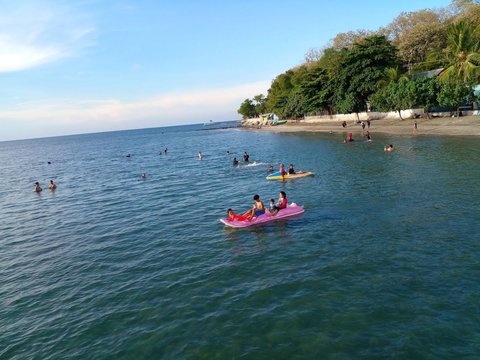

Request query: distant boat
[{"left": 204, "top": 120, "right": 214, "bottom": 126}]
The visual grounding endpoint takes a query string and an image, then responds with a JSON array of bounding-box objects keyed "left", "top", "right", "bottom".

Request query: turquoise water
[{"left": 1, "top": 125, "right": 480, "bottom": 359}]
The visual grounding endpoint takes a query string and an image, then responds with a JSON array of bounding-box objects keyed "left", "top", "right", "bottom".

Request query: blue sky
[{"left": 0, "top": 0, "right": 452, "bottom": 141}]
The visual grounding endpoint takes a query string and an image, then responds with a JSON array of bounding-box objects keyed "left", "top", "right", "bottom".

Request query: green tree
[
  {"left": 265, "top": 70, "right": 296, "bottom": 117},
  {"left": 298, "top": 64, "right": 332, "bottom": 114},
  {"left": 411, "top": 77, "right": 440, "bottom": 118},
  {"left": 369, "top": 78, "right": 415, "bottom": 120},
  {"left": 237, "top": 99, "right": 257, "bottom": 119},
  {"left": 437, "top": 77, "right": 475, "bottom": 116},
  {"left": 252, "top": 94, "right": 267, "bottom": 115},
  {"left": 333, "top": 35, "right": 400, "bottom": 117},
  {"left": 439, "top": 20, "right": 480, "bottom": 83}
]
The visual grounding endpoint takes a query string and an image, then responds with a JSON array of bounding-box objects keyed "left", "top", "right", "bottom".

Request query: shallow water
[{"left": 1, "top": 125, "right": 480, "bottom": 359}]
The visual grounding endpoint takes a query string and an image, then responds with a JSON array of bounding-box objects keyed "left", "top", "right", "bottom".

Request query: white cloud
[
  {"left": 0, "top": 1, "right": 94, "bottom": 72},
  {"left": 0, "top": 80, "right": 270, "bottom": 140}
]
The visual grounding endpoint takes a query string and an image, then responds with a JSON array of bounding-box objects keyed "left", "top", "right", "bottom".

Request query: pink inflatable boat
[{"left": 220, "top": 204, "right": 305, "bottom": 228}]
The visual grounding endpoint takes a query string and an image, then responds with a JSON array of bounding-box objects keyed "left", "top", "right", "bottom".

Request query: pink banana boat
[{"left": 220, "top": 204, "right": 305, "bottom": 228}]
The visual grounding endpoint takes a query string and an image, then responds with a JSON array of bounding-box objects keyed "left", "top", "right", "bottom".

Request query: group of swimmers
[
  {"left": 232, "top": 151, "right": 250, "bottom": 166},
  {"left": 34, "top": 180, "right": 57, "bottom": 193},
  {"left": 227, "top": 191, "right": 288, "bottom": 221}
]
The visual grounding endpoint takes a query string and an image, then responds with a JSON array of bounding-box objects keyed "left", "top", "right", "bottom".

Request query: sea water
[{"left": 1, "top": 124, "right": 480, "bottom": 359}]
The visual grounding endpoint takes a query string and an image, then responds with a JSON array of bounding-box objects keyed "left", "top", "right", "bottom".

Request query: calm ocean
[{"left": 1, "top": 124, "right": 479, "bottom": 359}]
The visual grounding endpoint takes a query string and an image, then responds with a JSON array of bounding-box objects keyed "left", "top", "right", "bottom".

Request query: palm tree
[
  {"left": 380, "top": 67, "right": 409, "bottom": 87},
  {"left": 439, "top": 20, "right": 480, "bottom": 84}
]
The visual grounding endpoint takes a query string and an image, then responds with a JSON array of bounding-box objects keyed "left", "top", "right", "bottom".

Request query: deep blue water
[{"left": 1, "top": 124, "right": 480, "bottom": 359}]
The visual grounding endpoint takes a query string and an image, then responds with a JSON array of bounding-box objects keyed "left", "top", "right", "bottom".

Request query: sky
[{"left": 0, "top": 0, "right": 452, "bottom": 141}]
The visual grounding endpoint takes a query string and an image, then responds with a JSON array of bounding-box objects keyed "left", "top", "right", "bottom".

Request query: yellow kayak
[{"left": 266, "top": 171, "right": 315, "bottom": 181}]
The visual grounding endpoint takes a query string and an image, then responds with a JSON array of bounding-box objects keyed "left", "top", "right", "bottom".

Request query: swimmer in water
[
  {"left": 198, "top": 151, "right": 203, "bottom": 160},
  {"left": 232, "top": 157, "right": 239, "bottom": 166},
  {"left": 48, "top": 180, "right": 57, "bottom": 190},
  {"left": 140, "top": 173, "right": 147, "bottom": 179},
  {"left": 384, "top": 144, "right": 394, "bottom": 152},
  {"left": 267, "top": 165, "right": 274, "bottom": 173},
  {"left": 34, "top": 182, "right": 42, "bottom": 192}
]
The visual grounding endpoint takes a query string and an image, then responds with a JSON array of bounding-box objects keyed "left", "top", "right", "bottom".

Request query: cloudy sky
[{"left": 0, "top": 0, "right": 451, "bottom": 141}]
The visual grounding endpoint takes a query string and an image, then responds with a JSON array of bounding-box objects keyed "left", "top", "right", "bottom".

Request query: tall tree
[
  {"left": 298, "top": 64, "right": 332, "bottom": 114},
  {"left": 333, "top": 35, "right": 400, "bottom": 117},
  {"left": 330, "top": 30, "right": 375, "bottom": 50},
  {"left": 381, "top": 10, "right": 447, "bottom": 66},
  {"left": 252, "top": 94, "right": 267, "bottom": 115},
  {"left": 439, "top": 20, "right": 480, "bottom": 83},
  {"left": 265, "top": 70, "right": 296, "bottom": 117},
  {"left": 237, "top": 99, "right": 257, "bottom": 119}
]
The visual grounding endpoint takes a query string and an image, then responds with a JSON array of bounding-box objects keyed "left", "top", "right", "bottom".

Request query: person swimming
[
  {"left": 48, "top": 180, "right": 57, "bottom": 190},
  {"left": 140, "top": 173, "right": 147, "bottom": 179},
  {"left": 34, "top": 182, "right": 42, "bottom": 192},
  {"left": 232, "top": 157, "right": 239, "bottom": 166},
  {"left": 267, "top": 165, "right": 274, "bottom": 173},
  {"left": 384, "top": 144, "right": 394, "bottom": 152},
  {"left": 198, "top": 151, "right": 203, "bottom": 160}
]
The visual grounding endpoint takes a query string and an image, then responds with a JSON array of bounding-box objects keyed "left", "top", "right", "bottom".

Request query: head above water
[
  {"left": 35, "top": 182, "right": 39, "bottom": 185},
  {"left": 253, "top": 194, "right": 260, "bottom": 201}
]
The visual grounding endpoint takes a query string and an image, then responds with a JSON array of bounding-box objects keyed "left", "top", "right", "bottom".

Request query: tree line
[{"left": 238, "top": 0, "right": 480, "bottom": 120}]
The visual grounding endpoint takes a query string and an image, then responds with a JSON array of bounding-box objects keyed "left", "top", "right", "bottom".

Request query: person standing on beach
[
  {"left": 414, "top": 120, "right": 418, "bottom": 133},
  {"left": 361, "top": 121, "right": 365, "bottom": 130},
  {"left": 367, "top": 120, "right": 371, "bottom": 129}
]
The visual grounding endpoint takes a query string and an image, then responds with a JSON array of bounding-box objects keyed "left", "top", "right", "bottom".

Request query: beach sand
[{"left": 245, "top": 115, "right": 480, "bottom": 136}]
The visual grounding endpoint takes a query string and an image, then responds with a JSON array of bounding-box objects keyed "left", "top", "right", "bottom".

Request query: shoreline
[{"left": 242, "top": 115, "right": 480, "bottom": 137}]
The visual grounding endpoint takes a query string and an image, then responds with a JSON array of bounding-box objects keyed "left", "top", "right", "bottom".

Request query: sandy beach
[{"left": 244, "top": 115, "right": 480, "bottom": 136}]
